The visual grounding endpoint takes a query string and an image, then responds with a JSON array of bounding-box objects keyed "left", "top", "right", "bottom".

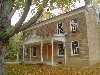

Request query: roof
[{"left": 24, "top": 6, "right": 86, "bottom": 32}]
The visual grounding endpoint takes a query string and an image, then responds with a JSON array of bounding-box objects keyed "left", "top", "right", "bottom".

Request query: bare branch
[
  {"left": 8, "top": 6, "right": 18, "bottom": 20},
  {"left": 0, "top": 0, "right": 4, "bottom": 16},
  {"left": 84, "top": 0, "right": 91, "bottom": 5},
  {"left": 15, "top": 0, "right": 32, "bottom": 28},
  {"left": 2, "top": 0, "right": 32, "bottom": 40},
  {"left": 20, "top": 0, "right": 49, "bottom": 31},
  {"left": 21, "top": 8, "right": 43, "bottom": 31},
  {"left": 3, "top": 0, "right": 49, "bottom": 40}
]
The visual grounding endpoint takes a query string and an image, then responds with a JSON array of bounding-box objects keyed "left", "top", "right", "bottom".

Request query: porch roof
[
  {"left": 23, "top": 35, "right": 42, "bottom": 45},
  {"left": 23, "top": 34, "right": 65, "bottom": 45}
]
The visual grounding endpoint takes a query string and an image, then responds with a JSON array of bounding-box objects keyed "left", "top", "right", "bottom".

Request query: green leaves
[
  {"left": 93, "top": 0, "right": 100, "bottom": 5},
  {"left": 5, "top": 33, "right": 22, "bottom": 61},
  {"left": 14, "top": 0, "right": 26, "bottom": 8},
  {"left": 51, "top": 0, "right": 76, "bottom": 7}
]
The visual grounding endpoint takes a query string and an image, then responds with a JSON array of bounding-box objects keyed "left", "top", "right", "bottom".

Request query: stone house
[{"left": 22, "top": 6, "right": 100, "bottom": 66}]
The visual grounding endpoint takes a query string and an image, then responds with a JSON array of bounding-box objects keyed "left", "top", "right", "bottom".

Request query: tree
[
  {"left": 5, "top": 33, "right": 22, "bottom": 62},
  {"left": 91, "top": 0, "right": 100, "bottom": 7},
  {"left": 0, "top": 0, "right": 89, "bottom": 74}
]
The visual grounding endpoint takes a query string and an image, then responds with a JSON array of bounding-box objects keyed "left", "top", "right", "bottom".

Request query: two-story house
[{"left": 22, "top": 6, "right": 100, "bottom": 66}]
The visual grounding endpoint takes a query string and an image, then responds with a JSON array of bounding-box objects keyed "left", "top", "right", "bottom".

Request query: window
[
  {"left": 70, "top": 18, "right": 78, "bottom": 32},
  {"left": 97, "top": 12, "right": 100, "bottom": 24},
  {"left": 99, "top": 12, "right": 100, "bottom": 20},
  {"left": 71, "top": 41, "right": 79, "bottom": 55},
  {"left": 96, "top": 8, "right": 100, "bottom": 24},
  {"left": 57, "top": 22, "right": 64, "bottom": 34},
  {"left": 25, "top": 48, "right": 28, "bottom": 56},
  {"left": 58, "top": 43, "right": 64, "bottom": 56},
  {"left": 32, "top": 47, "right": 37, "bottom": 57}
]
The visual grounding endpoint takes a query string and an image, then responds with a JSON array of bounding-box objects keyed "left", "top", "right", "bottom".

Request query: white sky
[{"left": 11, "top": 0, "right": 85, "bottom": 25}]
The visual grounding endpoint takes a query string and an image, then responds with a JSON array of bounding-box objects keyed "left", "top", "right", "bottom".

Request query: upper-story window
[
  {"left": 58, "top": 43, "right": 64, "bottom": 56},
  {"left": 71, "top": 41, "right": 79, "bottom": 55},
  {"left": 96, "top": 7, "right": 100, "bottom": 24},
  {"left": 98, "top": 12, "right": 100, "bottom": 20},
  {"left": 70, "top": 18, "right": 78, "bottom": 32},
  {"left": 97, "top": 12, "right": 100, "bottom": 21},
  {"left": 57, "top": 22, "right": 64, "bottom": 34}
]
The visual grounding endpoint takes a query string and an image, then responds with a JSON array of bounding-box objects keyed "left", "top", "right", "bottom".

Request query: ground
[{"left": 4, "top": 63, "right": 100, "bottom": 75}]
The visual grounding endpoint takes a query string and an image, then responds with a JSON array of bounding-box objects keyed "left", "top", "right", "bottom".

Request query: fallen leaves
[{"left": 4, "top": 63, "right": 100, "bottom": 75}]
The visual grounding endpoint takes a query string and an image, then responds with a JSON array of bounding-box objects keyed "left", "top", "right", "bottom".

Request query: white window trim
[
  {"left": 57, "top": 43, "right": 64, "bottom": 56},
  {"left": 96, "top": 7, "right": 100, "bottom": 24},
  {"left": 71, "top": 41, "right": 79, "bottom": 56},
  {"left": 32, "top": 47, "right": 37, "bottom": 57},
  {"left": 57, "top": 22, "right": 64, "bottom": 35},
  {"left": 70, "top": 18, "right": 78, "bottom": 32},
  {"left": 97, "top": 11, "right": 100, "bottom": 23},
  {"left": 25, "top": 47, "right": 28, "bottom": 56}
]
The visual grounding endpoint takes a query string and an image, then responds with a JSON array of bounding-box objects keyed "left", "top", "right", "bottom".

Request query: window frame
[
  {"left": 99, "top": 12, "right": 100, "bottom": 20},
  {"left": 96, "top": 8, "right": 100, "bottom": 24},
  {"left": 32, "top": 46, "right": 37, "bottom": 57},
  {"left": 57, "top": 42, "right": 64, "bottom": 56},
  {"left": 57, "top": 22, "right": 64, "bottom": 35},
  {"left": 71, "top": 41, "right": 79, "bottom": 56},
  {"left": 70, "top": 18, "right": 78, "bottom": 32}
]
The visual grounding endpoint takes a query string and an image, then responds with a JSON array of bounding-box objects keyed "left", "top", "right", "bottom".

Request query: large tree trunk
[
  {"left": 0, "top": 0, "right": 48, "bottom": 74},
  {"left": 85, "top": 0, "right": 91, "bottom": 6},
  {"left": 0, "top": 41, "right": 5, "bottom": 75},
  {"left": 0, "top": 0, "right": 12, "bottom": 74}
]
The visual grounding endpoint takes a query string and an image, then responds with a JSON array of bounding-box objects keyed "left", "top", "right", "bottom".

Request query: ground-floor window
[
  {"left": 71, "top": 41, "right": 79, "bottom": 55},
  {"left": 32, "top": 47, "right": 37, "bottom": 57},
  {"left": 25, "top": 47, "right": 29, "bottom": 57},
  {"left": 58, "top": 43, "right": 64, "bottom": 56}
]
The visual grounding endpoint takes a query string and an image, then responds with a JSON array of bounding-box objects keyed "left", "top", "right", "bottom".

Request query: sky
[{"left": 11, "top": 0, "right": 85, "bottom": 25}]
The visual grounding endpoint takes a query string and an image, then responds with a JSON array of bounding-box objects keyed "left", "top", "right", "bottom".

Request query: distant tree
[
  {"left": 92, "top": 0, "right": 100, "bottom": 6},
  {"left": 5, "top": 33, "right": 22, "bottom": 62}
]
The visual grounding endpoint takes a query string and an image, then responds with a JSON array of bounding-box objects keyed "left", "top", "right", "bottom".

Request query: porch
[{"left": 22, "top": 35, "right": 67, "bottom": 65}]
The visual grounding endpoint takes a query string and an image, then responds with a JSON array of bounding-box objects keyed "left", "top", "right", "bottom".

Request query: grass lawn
[{"left": 4, "top": 63, "right": 100, "bottom": 75}]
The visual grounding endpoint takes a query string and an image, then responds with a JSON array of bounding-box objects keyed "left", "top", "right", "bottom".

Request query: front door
[{"left": 47, "top": 44, "right": 52, "bottom": 61}]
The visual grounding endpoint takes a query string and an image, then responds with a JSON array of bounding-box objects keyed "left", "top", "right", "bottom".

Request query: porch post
[
  {"left": 41, "top": 40, "right": 43, "bottom": 62},
  {"left": 64, "top": 41, "right": 67, "bottom": 64},
  {"left": 30, "top": 46, "right": 32, "bottom": 61},
  {"left": 23, "top": 45, "right": 25, "bottom": 61},
  {"left": 16, "top": 52, "right": 19, "bottom": 62},
  {"left": 51, "top": 38, "right": 54, "bottom": 65},
  {"left": 47, "top": 45, "right": 48, "bottom": 59}
]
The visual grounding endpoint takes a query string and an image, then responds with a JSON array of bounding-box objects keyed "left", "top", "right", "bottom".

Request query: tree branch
[
  {"left": 3, "top": 0, "right": 49, "bottom": 40},
  {"left": 8, "top": 6, "right": 18, "bottom": 20},
  {"left": 15, "top": 0, "right": 32, "bottom": 29},
  {"left": 20, "top": 7, "right": 43, "bottom": 31},
  {"left": 84, "top": 0, "right": 91, "bottom": 6},
  {"left": 2, "top": 0, "right": 32, "bottom": 40},
  {"left": 20, "top": 0, "right": 49, "bottom": 31},
  {"left": 0, "top": 0, "right": 4, "bottom": 16}
]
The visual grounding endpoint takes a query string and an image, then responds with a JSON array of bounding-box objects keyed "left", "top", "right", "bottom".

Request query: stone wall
[
  {"left": 63, "top": 12, "right": 89, "bottom": 66},
  {"left": 85, "top": 8, "right": 100, "bottom": 65},
  {"left": 41, "top": 11, "right": 89, "bottom": 66}
]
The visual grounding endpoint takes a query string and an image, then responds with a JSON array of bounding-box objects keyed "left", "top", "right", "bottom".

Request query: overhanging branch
[
  {"left": 3, "top": 0, "right": 49, "bottom": 40},
  {"left": 15, "top": 0, "right": 32, "bottom": 29},
  {"left": 2, "top": 0, "right": 32, "bottom": 40},
  {"left": 20, "top": 0, "right": 49, "bottom": 31},
  {"left": 8, "top": 6, "right": 18, "bottom": 20}
]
